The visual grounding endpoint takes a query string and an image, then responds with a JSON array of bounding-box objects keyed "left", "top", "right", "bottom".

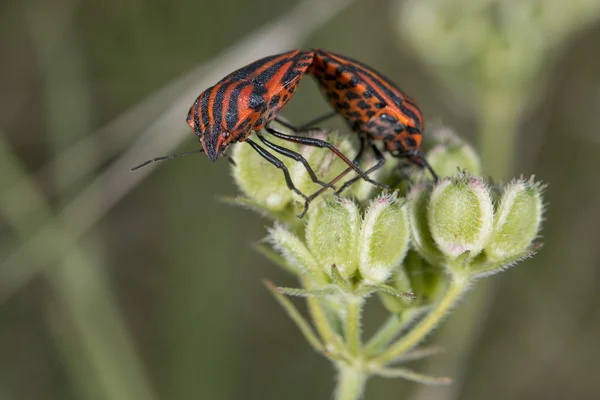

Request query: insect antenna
[{"left": 131, "top": 149, "right": 205, "bottom": 171}]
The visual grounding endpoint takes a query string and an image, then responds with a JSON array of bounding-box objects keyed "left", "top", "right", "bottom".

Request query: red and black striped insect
[
  {"left": 281, "top": 49, "right": 438, "bottom": 211},
  {"left": 132, "top": 49, "right": 385, "bottom": 214}
]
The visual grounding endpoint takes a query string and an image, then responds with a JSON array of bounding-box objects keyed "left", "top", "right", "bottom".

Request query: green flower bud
[
  {"left": 379, "top": 251, "right": 444, "bottom": 314},
  {"left": 428, "top": 174, "right": 494, "bottom": 260},
  {"left": 290, "top": 130, "right": 358, "bottom": 198},
  {"left": 267, "top": 224, "right": 323, "bottom": 279},
  {"left": 425, "top": 127, "right": 482, "bottom": 178},
  {"left": 403, "top": 250, "right": 445, "bottom": 305},
  {"left": 358, "top": 193, "right": 410, "bottom": 284},
  {"left": 231, "top": 128, "right": 361, "bottom": 216},
  {"left": 485, "top": 178, "right": 545, "bottom": 261},
  {"left": 305, "top": 198, "right": 360, "bottom": 278},
  {"left": 231, "top": 137, "right": 295, "bottom": 212},
  {"left": 407, "top": 184, "right": 443, "bottom": 265}
]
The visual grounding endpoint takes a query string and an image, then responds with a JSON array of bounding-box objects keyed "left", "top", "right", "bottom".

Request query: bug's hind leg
[
  {"left": 245, "top": 138, "right": 310, "bottom": 216},
  {"left": 264, "top": 125, "right": 389, "bottom": 192},
  {"left": 257, "top": 131, "right": 335, "bottom": 190},
  {"left": 333, "top": 143, "right": 387, "bottom": 195},
  {"left": 296, "top": 137, "right": 368, "bottom": 219}
]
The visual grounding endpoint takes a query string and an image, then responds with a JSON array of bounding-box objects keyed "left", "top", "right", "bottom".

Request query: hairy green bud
[
  {"left": 305, "top": 198, "right": 360, "bottom": 278},
  {"left": 427, "top": 174, "right": 494, "bottom": 260},
  {"left": 358, "top": 193, "right": 410, "bottom": 284},
  {"left": 485, "top": 178, "right": 544, "bottom": 261}
]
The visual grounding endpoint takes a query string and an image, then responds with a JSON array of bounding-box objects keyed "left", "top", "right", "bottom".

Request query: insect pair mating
[{"left": 133, "top": 49, "right": 438, "bottom": 217}]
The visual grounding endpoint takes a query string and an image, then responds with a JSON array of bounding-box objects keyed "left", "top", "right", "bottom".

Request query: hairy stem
[
  {"left": 364, "top": 308, "right": 426, "bottom": 356},
  {"left": 335, "top": 363, "right": 368, "bottom": 400},
  {"left": 364, "top": 314, "right": 404, "bottom": 356},
  {"left": 345, "top": 297, "right": 363, "bottom": 356},
  {"left": 372, "top": 275, "right": 470, "bottom": 366},
  {"left": 300, "top": 276, "right": 344, "bottom": 354}
]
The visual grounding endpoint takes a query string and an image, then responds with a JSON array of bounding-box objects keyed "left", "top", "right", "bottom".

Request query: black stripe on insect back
[
  {"left": 199, "top": 90, "right": 210, "bottom": 131},
  {"left": 226, "top": 81, "right": 251, "bottom": 131},
  {"left": 211, "top": 82, "right": 231, "bottom": 144},
  {"left": 251, "top": 56, "right": 292, "bottom": 87},
  {"left": 193, "top": 96, "right": 202, "bottom": 135},
  {"left": 358, "top": 69, "right": 422, "bottom": 130},
  {"left": 280, "top": 52, "right": 306, "bottom": 87},
  {"left": 354, "top": 66, "right": 420, "bottom": 127},
  {"left": 223, "top": 53, "right": 282, "bottom": 83}
]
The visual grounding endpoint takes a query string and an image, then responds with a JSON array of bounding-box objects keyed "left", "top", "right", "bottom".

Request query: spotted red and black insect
[
  {"left": 278, "top": 49, "right": 438, "bottom": 213},
  {"left": 132, "top": 49, "right": 386, "bottom": 215}
]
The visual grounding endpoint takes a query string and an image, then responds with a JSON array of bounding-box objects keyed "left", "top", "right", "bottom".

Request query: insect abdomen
[{"left": 309, "top": 49, "right": 425, "bottom": 150}]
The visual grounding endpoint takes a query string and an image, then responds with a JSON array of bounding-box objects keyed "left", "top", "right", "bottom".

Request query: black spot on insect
[
  {"left": 349, "top": 77, "right": 359, "bottom": 87},
  {"left": 375, "top": 102, "right": 386, "bottom": 109},
  {"left": 254, "top": 117, "right": 264, "bottom": 127},
  {"left": 363, "top": 90, "right": 373, "bottom": 99},
  {"left": 366, "top": 110, "right": 376, "bottom": 117},
  {"left": 385, "top": 134, "right": 395, "bottom": 141},
  {"left": 336, "top": 101, "right": 351, "bottom": 110},
  {"left": 407, "top": 126, "right": 420, "bottom": 135},
  {"left": 297, "top": 62, "right": 310, "bottom": 68},
  {"left": 346, "top": 91, "right": 360, "bottom": 100},
  {"left": 394, "top": 125, "right": 407, "bottom": 133},
  {"left": 324, "top": 74, "right": 336, "bottom": 81},
  {"left": 315, "top": 66, "right": 326, "bottom": 74},
  {"left": 335, "top": 66, "right": 343, "bottom": 77},
  {"left": 282, "top": 94, "right": 289, "bottom": 102},
  {"left": 269, "top": 95, "right": 280, "bottom": 109},
  {"left": 335, "top": 82, "right": 349, "bottom": 91},
  {"left": 349, "top": 111, "right": 361, "bottom": 119},
  {"left": 404, "top": 137, "right": 417, "bottom": 148},
  {"left": 330, "top": 91, "right": 340, "bottom": 100},
  {"left": 357, "top": 100, "right": 371, "bottom": 110}
]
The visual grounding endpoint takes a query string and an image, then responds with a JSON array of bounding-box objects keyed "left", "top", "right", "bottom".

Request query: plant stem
[
  {"left": 372, "top": 275, "right": 470, "bottom": 366},
  {"left": 364, "top": 307, "right": 428, "bottom": 356},
  {"left": 364, "top": 314, "right": 403, "bottom": 355},
  {"left": 335, "top": 363, "right": 368, "bottom": 400},
  {"left": 300, "top": 276, "right": 344, "bottom": 354},
  {"left": 345, "top": 297, "right": 363, "bottom": 356}
]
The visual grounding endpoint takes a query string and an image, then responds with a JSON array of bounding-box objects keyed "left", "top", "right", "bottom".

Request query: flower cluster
[{"left": 225, "top": 123, "right": 545, "bottom": 391}]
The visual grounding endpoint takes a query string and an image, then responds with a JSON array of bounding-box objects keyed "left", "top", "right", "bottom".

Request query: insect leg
[
  {"left": 396, "top": 150, "right": 439, "bottom": 182},
  {"left": 334, "top": 143, "right": 387, "bottom": 195},
  {"left": 296, "top": 137, "right": 367, "bottom": 219},
  {"left": 264, "top": 126, "right": 389, "bottom": 191},
  {"left": 418, "top": 154, "right": 439, "bottom": 182},
  {"left": 256, "top": 132, "right": 335, "bottom": 189},
  {"left": 245, "top": 138, "right": 309, "bottom": 214}
]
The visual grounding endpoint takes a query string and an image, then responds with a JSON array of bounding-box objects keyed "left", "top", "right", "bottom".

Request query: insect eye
[{"left": 222, "top": 131, "right": 230, "bottom": 139}]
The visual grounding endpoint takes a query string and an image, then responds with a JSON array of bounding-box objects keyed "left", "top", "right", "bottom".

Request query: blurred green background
[{"left": 2, "top": 0, "right": 600, "bottom": 399}]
